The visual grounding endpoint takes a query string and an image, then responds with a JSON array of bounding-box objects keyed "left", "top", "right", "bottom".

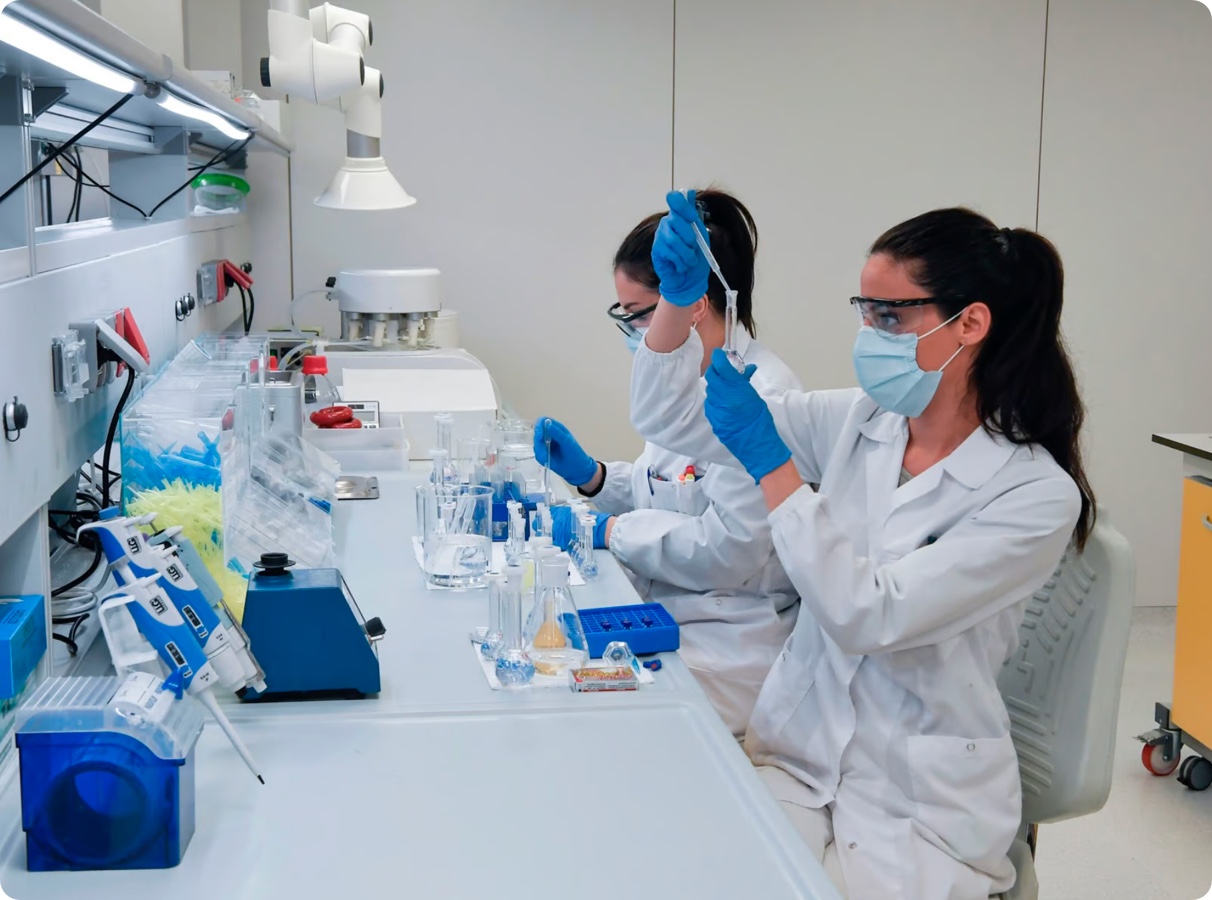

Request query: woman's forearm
[
  {"left": 644, "top": 298, "right": 696, "bottom": 353},
  {"left": 760, "top": 461, "right": 805, "bottom": 512}
]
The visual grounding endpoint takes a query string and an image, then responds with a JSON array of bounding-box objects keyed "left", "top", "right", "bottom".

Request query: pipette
[
  {"left": 542, "top": 430, "right": 552, "bottom": 503},
  {"left": 688, "top": 205, "right": 744, "bottom": 372}
]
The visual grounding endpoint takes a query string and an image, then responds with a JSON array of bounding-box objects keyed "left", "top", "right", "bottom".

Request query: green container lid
[{"left": 190, "top": 173, "right": 250, "bottom": 195}]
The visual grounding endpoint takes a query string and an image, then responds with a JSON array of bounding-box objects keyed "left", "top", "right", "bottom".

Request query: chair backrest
[{"left": 997, "top": 509, "right": 1135, "bottom": 825}]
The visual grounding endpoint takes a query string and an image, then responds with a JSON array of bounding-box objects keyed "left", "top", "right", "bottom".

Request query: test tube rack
[{"left": 578, "top": 603, "right": 679, "bottom": 659}]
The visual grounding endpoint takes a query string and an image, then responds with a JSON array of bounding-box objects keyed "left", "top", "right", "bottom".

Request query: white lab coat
[
  {"left": 598, "top": 329, "right": 802, "bottom": 736},
  {"left": 630, "top": 331, "right": 1081, "bottom": 900}
]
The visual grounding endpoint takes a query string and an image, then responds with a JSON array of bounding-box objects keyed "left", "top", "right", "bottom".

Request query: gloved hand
[
  {"left": 704, "top": 348, "right": 792, "bottom": 483},
  {"left": 551, "top": 506, "right": 612, "bottom": 551},
  {"left": 534, "top": 417, "right": 598, "bottom": 487},
  {"left": 651, "top": 190, "right": 710, "bottom": 307}
]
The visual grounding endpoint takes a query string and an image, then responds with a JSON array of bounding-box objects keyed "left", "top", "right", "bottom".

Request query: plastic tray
[{"left": 579, "top": 602, "right": 679, "bottom": 658}]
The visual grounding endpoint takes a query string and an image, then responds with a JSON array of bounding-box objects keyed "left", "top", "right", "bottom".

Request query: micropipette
[{"left": 687, "top": 203, "right": 744, "bottom": 372}]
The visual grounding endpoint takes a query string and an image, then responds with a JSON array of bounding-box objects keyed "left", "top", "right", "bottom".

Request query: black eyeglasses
[
  {"left": 849, "top": 295, "right": 966, "bottom": 336},
  {"left": 607, "top": 300, "right": 658, "bottom": 338}
]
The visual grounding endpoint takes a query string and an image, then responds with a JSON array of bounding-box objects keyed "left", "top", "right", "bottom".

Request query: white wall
[
  {"left": 673, "top": 0, "right": 1047, "bottom": 395},
  {"left": 248, "top": 0, "right": 674, "bottom": 462},
  {"left": 1037, "top": 0, "right": 1212, "bottom": 606},
  {"left": 99, "top": 0, "right": 186, "bottom": 67}
]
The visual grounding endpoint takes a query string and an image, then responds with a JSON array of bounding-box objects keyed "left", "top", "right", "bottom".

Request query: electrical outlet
[
  {"left": 51, "top": 330, "right": 91, "bottom": 401},
  {"left": 68, "top": 313, "right": 119, "bottom": 392},
  {"left": 197, "top": 260, "right": 224, "bottom": 305}
]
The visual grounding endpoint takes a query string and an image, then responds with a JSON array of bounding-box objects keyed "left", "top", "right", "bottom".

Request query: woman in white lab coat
[
  {"left": 631, "top": 197, "right": 1096, "bottom": 899},
  {"left": 534, "top": 189, "right": 801, "bottom": 736}
]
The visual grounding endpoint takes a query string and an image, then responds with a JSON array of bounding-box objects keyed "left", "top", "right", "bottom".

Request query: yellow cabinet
[{"left": 1173, "top": 476, "right": 1212, "bottom": 747}]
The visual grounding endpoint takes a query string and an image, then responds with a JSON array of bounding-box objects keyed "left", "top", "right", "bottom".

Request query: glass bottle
[
  {"left": 495, "top": 565, "right": 534, "bottom": 688},
  {"left": 302, "top": 355, "right": 341, "bottom": 422},
  {"left": 525, "top": 554, "right": 588, "bottom": 677}
]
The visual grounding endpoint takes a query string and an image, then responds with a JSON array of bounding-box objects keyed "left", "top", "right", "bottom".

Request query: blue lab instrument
[
  {"left": 240, "top": 553, "right": 385, "bottom": 700},
  {"left": 17, "top": 674, "right": 204, "bottom": 871}
]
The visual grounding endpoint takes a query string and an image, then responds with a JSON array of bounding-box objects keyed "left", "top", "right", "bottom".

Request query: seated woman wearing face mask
[
  {"left": 630, "top": 196, "right": 1095, "bottom": 899},
  {"left": 534, "top": 189, "right": 802, "bottom": 737}
]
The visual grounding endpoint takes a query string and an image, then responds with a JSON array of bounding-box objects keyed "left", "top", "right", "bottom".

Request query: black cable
[
  {"left": 43, "top": 165, "right": 52, "bottom": 226},
  {"left": 147, "top": 137, "right": 252, "bottom": 220},
  {"left": 56, "top": 152, "right": 148, "bottom": 218},
  {"left": 52, "top": 632, "right": 79, "bottom": 657},
  {"left": 101, "top": 367, "right": 136, "bottom": 507},
  {"left": 246, "top": 287, "right": 255, "bottom": 333},
  {"left": 237, "top": 283, "right": 251, "bottom": 334},
  {"left": 51, "top": 541, "right": 103, "bottom": 596},
  {"left": 0, "top": 94, "right": 134, "bottom": 209},
  {"left": 70, "top": 147, "right": 83, "bottom": 222}
]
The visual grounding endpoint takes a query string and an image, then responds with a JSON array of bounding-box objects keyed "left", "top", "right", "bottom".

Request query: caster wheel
[
  {"left": 1177, "top": 756, "right": 1212, "bottom": 792},
  {"left": 1142, "top": 743, "right": 1181, "bottom": 776}
]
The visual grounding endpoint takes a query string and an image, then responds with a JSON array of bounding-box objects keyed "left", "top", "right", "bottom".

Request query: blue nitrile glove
[
  {"left": 551, "top": 506, "right": 612, "bottom": 551},
  {"left": 534, "top": 417, "right": 599, "bottom": 487},
  {"left": 704, "top": 348, "right": 792, "bottom": 483},
  {"left": 651, "top": 190, "right": 711, "bottom": 307}
]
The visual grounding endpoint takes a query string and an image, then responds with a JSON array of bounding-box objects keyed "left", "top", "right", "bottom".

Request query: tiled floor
[{"left": 1034, "top": 608, "right": 1212, "bottom": 900}]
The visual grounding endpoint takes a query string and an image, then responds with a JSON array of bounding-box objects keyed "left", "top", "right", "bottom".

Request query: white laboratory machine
[{"left": 318, "top": 268, "right": 498, "bottom": 459}]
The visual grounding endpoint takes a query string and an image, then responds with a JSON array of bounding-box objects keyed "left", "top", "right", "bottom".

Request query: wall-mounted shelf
[{"left": 1, "top": 0, "right": 292, "bottom": 156}]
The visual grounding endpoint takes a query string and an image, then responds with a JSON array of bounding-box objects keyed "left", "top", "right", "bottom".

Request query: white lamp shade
[{"left": 314, "top": 157, "right": 416, "bottom": 210}]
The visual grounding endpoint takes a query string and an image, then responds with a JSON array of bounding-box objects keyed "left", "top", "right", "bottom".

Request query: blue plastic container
[
  {"left": 16, "top": 676, "right": 204, "bottom": 872},
  {"left": 579, "top": 602, "right": 680, "bottom": 658}
]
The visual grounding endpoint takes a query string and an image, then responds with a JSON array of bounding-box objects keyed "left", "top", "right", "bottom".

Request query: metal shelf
[{"left": 1, "top": 0, "right": 292, "bottom": 156}]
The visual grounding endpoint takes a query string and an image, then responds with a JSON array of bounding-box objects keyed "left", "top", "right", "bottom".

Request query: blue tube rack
[{"left": 579, "top": 603, "right": 679, "bottom": 658}]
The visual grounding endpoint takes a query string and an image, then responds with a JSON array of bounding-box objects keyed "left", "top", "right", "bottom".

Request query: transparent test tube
[
  {"left": 480, "top": 573, "right": 505, "bottom": 661},
  {"left": 505, "top": 501, "right": 525, "bottom": 566},
  {"left": 576, "top": 514, "right": 599, "bottom": 580},
  {"left": 495, "top": 565, "right": 535, "bottom": 688},
  {"left": 689, "top": 208, "right": 744, "bottom": 372}
]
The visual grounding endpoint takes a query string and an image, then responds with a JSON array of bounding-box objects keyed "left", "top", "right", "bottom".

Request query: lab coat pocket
[
  {"left": 747, "top": 637, "right": 815, "bottom": 745},
  {"left": 648, "top": 478, "right": 709, "bottom": 516},
  {"left": 906, "top": 734, "right": 1021, "bottom": 872}
]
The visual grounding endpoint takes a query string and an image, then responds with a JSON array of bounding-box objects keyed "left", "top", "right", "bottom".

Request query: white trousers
[{"left": 757, "top": 766, "right": 849, "bottom": 898}]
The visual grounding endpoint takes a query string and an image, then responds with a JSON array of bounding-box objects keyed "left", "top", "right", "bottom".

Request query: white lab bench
[{"left": 0, "top": 470, "right": 840, "bottom": 899}]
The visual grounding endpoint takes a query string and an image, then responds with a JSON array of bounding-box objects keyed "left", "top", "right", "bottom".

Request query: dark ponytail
[
  {"left": 870, "top": 208, "right": 1096, "bottom": 550},
  {"left": 613, "top": 188, "right": 760, "bottom": 336}
]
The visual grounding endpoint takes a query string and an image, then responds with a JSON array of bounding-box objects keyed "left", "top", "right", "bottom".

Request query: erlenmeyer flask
[{"left": 524, "top": 554, "right": 588, "bottom": 676}]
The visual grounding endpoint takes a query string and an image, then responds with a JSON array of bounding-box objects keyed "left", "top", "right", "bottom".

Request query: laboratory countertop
[
  {"left": 1153, "top": 433, "right": 1212, "bottom": 463},
  {"left": 0, "top": 470, "right": 839, "bottom": 899}
]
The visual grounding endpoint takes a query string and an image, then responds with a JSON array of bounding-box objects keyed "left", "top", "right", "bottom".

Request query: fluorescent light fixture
[
  {"left": 315, "top": 156, "right": 416, "bottom": 210},
  {"left": 0, "top": 9, "right": 137, "bottom": 94},
  {"left": 156, "top": 92, "right": 250, "bottom": 141}
]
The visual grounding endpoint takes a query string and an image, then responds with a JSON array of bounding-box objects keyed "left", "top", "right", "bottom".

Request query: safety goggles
[
  {"left": 608, "top": 300, "right": 658, "bottom": 338},
  {"left": 849, "top": 296, "right": 965, "bottom": 336}
]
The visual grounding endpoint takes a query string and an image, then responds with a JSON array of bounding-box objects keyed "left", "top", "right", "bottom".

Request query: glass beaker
[
  {"left": 495, "top": 565, "right": 534, "bottom": 688},
  {"left": 418, "top": 484, "right": 493, "bottom": 589},
  {"left": 524, "top": 554, "right": 588, "bottom": 677},
  {"left": 458, "top": 437, "right": 489, "bottom": 485},
  {"left": 497, "top": 416, "right": 534, "bottom": 460}
]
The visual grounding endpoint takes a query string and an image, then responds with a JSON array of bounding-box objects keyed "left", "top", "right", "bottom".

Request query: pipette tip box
[
  {"left": 0, "top": 595, "right": 46, "bottom": 701},
  {"left": 579, "top": 603, "right": 679, "bottom": 659}
]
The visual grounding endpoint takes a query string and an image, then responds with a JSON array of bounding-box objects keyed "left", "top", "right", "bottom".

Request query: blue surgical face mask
[
  {"left": 624, "top": 327, "right": 649, "bottom": 354},
  {"left": 852, "top": 311, "right": 965, "bottom": 418}
]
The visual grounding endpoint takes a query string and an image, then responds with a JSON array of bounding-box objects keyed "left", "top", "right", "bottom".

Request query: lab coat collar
[{"left": 857, "top": 412, "right": 1016, "bottom": 490}]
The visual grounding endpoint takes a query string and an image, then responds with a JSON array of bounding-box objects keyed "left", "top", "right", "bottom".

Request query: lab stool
[{"left": 996, "top": 510, "right": 1135, "bottom": 900}]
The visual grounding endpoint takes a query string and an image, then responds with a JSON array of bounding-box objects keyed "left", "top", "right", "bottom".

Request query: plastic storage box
[
  {"left": 579, "top": 602, "right": 680, "bottom": 658},
  {"left": 16, "top": 676, "right": 204, "bottom": 871},
  {"left": 0, "top": 595, "right": 46, "bottom": 700}
]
